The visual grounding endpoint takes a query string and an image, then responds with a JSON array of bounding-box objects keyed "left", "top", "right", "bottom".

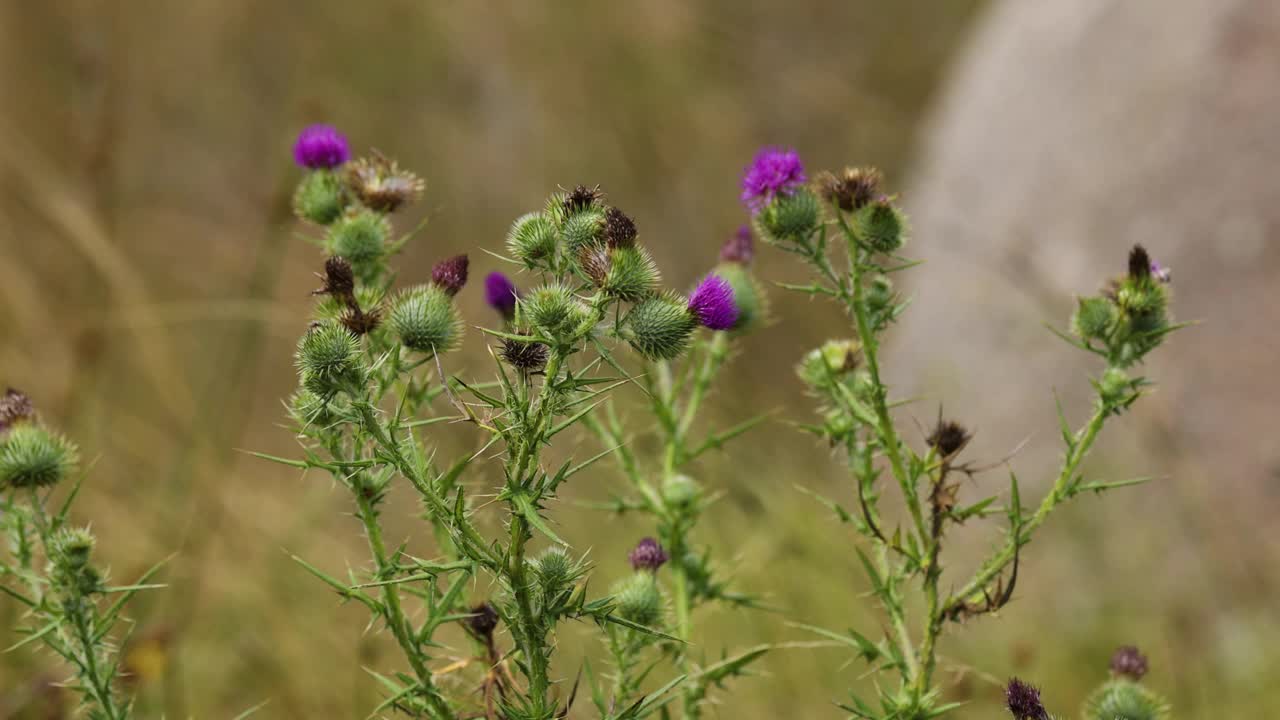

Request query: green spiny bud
[
  {"left": 289, "top": 388, "right": 348, "bottom": 430},
  {"left": 522, "top": 283, "right": 588, "bottom": 341},
  {"left": 797, "top": 339, "right": 861, "bottom": 391},
  {"left": 623, "top": 293, "right": 696, "bottom": 360},
  {"left": 533, "top": 547, "right": 581, "bottom": 607},
  {"left": 560, "top": 209, "right": 604, "bottom": 252},
  {"left": 661, "top": 474, "right": 702, "bottom": 511},
  {"left": 865, "top": 274, "right": 897, "bottom": 329},
  {"left": 506, "top": 212, "right": 558, "bottom": 268},
  {"left": 611, "top": 572, "right": 664, "bottom": 629},
  {"left": 0, "top": 424, "right": 79, "bottom": 489},
  {"left": 757, "top": 188, "right": 820, "bottom": 245},
  {"left": 852, "top": 197, "right": 908, "bottom": 253},
  {"left": 713, "top": 262, "right": 766, "bottom": 332},
  {"left": 325, "top": 210, "right": 390, "bottom": 282},
  {"left": 1072, "top": 296, "right": 1116, "bottom": 340},
  {"left": 603, "top": 246, "right": 660, "bottom": 302},
  {"left": 293, "top": 170, "right": 347, "bottom": 225},
  {"left": 50, "top": 527, "right": 95, "bottom": 571},
  {"left": 389, "top": 285, "right": 464, "bottom": 356},
  {"left": 296, "top": 321, "right": 364, "bottom": 397},
  {"left": 1083, "top": 679, "right": 1170, "bottom": 720}
]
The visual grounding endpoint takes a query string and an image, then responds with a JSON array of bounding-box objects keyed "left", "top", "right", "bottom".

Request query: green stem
[
  {"left": 945, "top": 406, "right": 1108, "bottom": 612},
  {"left": 354, "top": 488, "right": 455, "bottom": 720},
  {"left": 507, "top": 513, "right": 550, "bottom": 709}
]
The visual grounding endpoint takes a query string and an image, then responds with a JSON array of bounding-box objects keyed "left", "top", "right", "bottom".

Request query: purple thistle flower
[
  {"left": 740, "top": 146, "right": 806, "bottom": 213},
  {"left": 293, "top": 124, "right": 350, "bottom": 169},
  {"left": 1109, "top": 645, "right": 1149, "bottom": 680},
  {"left": 688, "top": 274, "right": 738, "bottom": 331},
  {"left": 1005, "top": 678, "right": 1049, "bottom": 720},
  {"left": 720, "top": 225, "right": 754, "bottom": 265},
  {"left": 1150, "top": 259, "right": 1172, "bottom": 283},
  {"left": 628, "top": 537, "right": 669, "bottom": 572},
  {"left": 431, "top": 254, "right": 470, "bottom": 296},
  {"left": 484, "top": 271, "right": 519, "bottom": 320}
]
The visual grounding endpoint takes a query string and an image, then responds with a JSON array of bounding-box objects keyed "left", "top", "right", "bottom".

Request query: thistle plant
[
  {"left": 739, "top": 147, "right": 1182, "bottom": 719},
  {"left": 1004, "top": 646, "right": 1171, "bottom": 720},
  {"left": 0, "top": 389, "right": 163, "bottom": 719},
  {"left": 584, "top": 225, "right": 772, "bottom": 717},
  {"left": 270, "top": 127, "right": 741, "bottom": 719}
]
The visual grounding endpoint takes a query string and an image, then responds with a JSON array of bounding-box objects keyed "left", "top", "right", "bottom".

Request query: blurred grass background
[{"left": 2, "top": 1, "right": 1277, "bottom": 718}]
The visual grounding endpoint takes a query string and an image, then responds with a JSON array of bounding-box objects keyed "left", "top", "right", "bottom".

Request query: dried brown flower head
[{"left": 346, "top": 152, "right": 425, "bottom": 212}]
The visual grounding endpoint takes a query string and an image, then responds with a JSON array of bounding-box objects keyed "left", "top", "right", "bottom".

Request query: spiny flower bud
[
  {"left": 562, "top": 184, "right": 604, "bottom": 215},
  {"left": 289, "top": 388, "right": 348, "bottom": 430},
  {"left": 624, "top": 294, "right": 697, "bottom": 360},
  {"left": 817, "top": 166, "right": 882, "bottom": 212},
  {"left": 485, "top": 272, "right": 519, "bottom": 321},
  {"left": 852, "top": 196, "right": 908, "bottom": 253},
  {"left": 560, "top": 209, "right": 604, "bottom": 252},
  {"left": 611, "top": 572, "right": 664, "bottom": 629},
  {"left": 293, "top": 124, "right": 350, "bottom": 169},
  {"left": 506, "top": 212, "right": 558, "bottom": 268},
  {"left": 720, "top": 226, "right": 754, "bottom": 265},
  {"left": 661, "top": 474, "right": 702, "bottom": 511},
  {"left": 500, "top": 336, "right": 549, "bottom": 374},
  {"left": 464, "top": 602, "right": 500, "bottom": 639},
  {"left": 1071, "top": 296, "right": 1116, "bottom": 341},
  {"left": 430, "top": 254, "right": 469, "bottom": 296},
  {"left": 711, "top": 262, "right": 765, "bottom": 332},
  {"left": 1083, "top": 679, "right": 1169, "bottom": 720},
  {"left": 602, "top": 206, "right": 638, "bottom": 249},
  {"left": 522, "top": 284, "right": 588, "bottom": 341},
  {"left": 1098, "top": 367, "right": 1134, "bottom": 407},
  {"left": 603, "top": 246, "right": 660, "bottom": 302},
  {"left": 293, "top": 170, "right": 347, "bottom": 225},
  {"left": 797, "top": 339, "right": 861, "bottom": 390},
  {"left": 345, "top": 153, "right": 424, "bottom": 213},
  {"left": 741, "top": 147, "right": 807, "bottom": 214},
  {"left": 0, "top": 388, "right": 35, "bottom": 434},
  {"left": 1110, "top": 646, "right": 1149, "bottom": 681},
  {"left": 389, "top": 285, "right": 463, "bottom": 356},
  {"left": 1005, "top": 678, "right": 1050, "bottom": 720},
  {"left": 0, "top": 424, "right": 79, "bottom": 489},
  {"left": 533, "top": 547, "right": 579, "bottom": 600},
  {"left": 628, "top": 537, "right": 669, "bottom": 572},
  {"left": 927, "top": 419, "right": 972, "bottom": 458},
  {"left": 757, "top": 188, "right": 821, "bottom": 245},
  {"left": 49, "top": 527, "right": 95, "bottom": 571},
  {"left": 687, "top": 274, "right": 738, "bottom": 331},
  {"left": 325, "top": 210, "right": 390, "bottom": 282},
  {"left": 865, "top": 274, "right": 897, "bottom": 328},
  {"left": 296, "top": 321, "right": 364, "bottom": 396}
]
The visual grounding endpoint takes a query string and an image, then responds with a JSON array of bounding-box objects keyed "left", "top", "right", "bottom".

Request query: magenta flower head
[
  {"left": 1005, "top": 678, "right": 1049, "bottom": 720},
  {"left": 740, "top": 146, "right": 806, "bottom": 213},
  {"left": 431, "top": 254, "right": 469, "bottom": 296},
  {"left": 628, "top": 537, "right": 668, "bottom": 572},
  {"left": 293, "top": 124, "right": 350, "bottom": 169},
  {"left": 720, "top": 225, "right": 755, "bottom": 265},
  {"left": 687, "top": 274, "right": 738, "bottom": 330},
  {"left": 484, "top": 271, "right": 519, "bottom": 320}
]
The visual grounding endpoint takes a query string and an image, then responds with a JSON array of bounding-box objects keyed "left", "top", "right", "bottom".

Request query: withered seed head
[
  {"left": 464, "top": 602, "right": 500, "bottom": 639},
  {"left": 1109, "top": 645, "right": 1149, "bottom": 680},
  {"left": 562, "top": 184, "right": 604, "bottom": 215},
  {"left": 339, "top": 305, "right": 382, "bottom": 336},
  {"left": 315, "top": 256, "right": 356, "bottom": 298},
  {"left": 500, "top": 336, "right": 549, "bottom": 374},
  {"left": 818, "top": 167, "right": 882, "bottom": 212},
  {"left": 577, "top": 244, "right": 612, "bottom": 286},
  {"left": 0, "top": 388, "right": 35, "bottom": 432},
  {"left": 1128, "top": 244, "right": 1152, "bottom": 281},
  {"left": 346, "top": 152, "right": 425, "bottom": 213},
  {"left": 602, "top": 206, "right": 638, "bottom": 248},
  {"left": 927, "top": 418, "right": 972, "bottom": 458}
]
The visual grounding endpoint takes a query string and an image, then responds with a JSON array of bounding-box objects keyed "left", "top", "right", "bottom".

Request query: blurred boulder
[{"left": 897, "top": 0, "right": 1280, "bottom": 514}]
